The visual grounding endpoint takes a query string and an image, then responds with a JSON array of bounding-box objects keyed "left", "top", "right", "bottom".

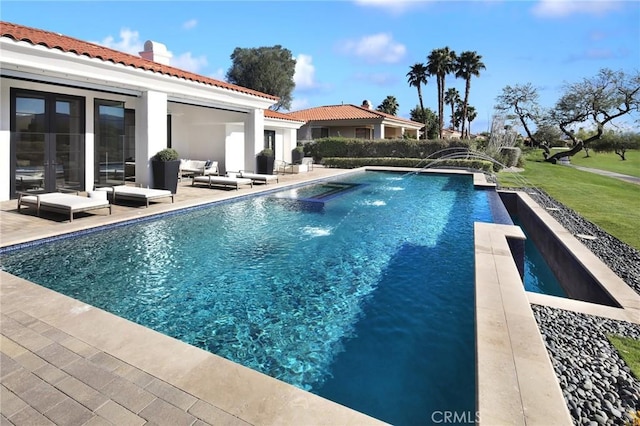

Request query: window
[
  {"left": 355, "top": 127, "right": 372, "bottom": 139},
  {"left": 264, "top": 130, "right": 276, "bottom": 151},
  {"left": 311, "top": 127, "right": 329, "bottom": 139}
]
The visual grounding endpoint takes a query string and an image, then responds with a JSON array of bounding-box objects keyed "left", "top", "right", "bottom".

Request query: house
[
  {"left": 0, "top": 21, "right": 303, "bottom": 201},
  {"left": 288, "top": 101, "right": 424, "bottom": 142},
  {"left": 441, "top": 128, "right": 463, "bottom": 139}
]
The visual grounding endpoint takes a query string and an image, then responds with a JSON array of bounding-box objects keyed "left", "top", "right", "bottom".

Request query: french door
[{"left": 11, "top": 89, "right": 85, "bottom": 197}]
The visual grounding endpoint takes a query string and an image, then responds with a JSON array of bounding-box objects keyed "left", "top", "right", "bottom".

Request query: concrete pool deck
[{"left": 2, "top": 167, "right": 638, "bottom": 425}]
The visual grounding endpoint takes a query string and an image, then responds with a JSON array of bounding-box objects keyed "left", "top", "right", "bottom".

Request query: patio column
[
  {"left": 373, "top": 123, "right": 385, "bottom": 139},
  {"left": 136, "top": 90, "right": 167, "bottom": 187},
  {"left": 244, "top": 109, "right": 264, "bottom": 171},
  {"left": 84, "top": 101, "right": 95, "bottom": 191},
  {"left": 0, "top": 82, "right": 10, "bottom": 200}
]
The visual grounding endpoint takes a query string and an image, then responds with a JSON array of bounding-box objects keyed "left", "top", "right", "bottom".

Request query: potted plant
[
  {"left": 151, "top": 148, "right": 180, "bottom": 194},
  {"left": 257, "top": 148, "right": 275, "bottom": 175},
  {"left": 292, "top": 145, "right": 304, "bottom": 164}
]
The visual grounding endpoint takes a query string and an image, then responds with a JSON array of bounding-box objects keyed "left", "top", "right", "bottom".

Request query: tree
[
  {"left": 410, "top": 105, "right": 439, "bottom": 140},
  {"left": 407, "top": 63, "right": 429, "bottom": 139},
  {"left": 377, "top": 95, "right": 399, "bottom": 116},
  {"left": 444, "top": 88, "right": 460, "bottom": 129},
  {"left": 427, "top": 47, "right": 457, "bottom": 139},
  {"left": 495, "top": 83, "right": 543, "bottom": 146},
  {"left": 226, "top": 45, "right": 296, "bottom": 111},
  {"left": 548, "top": 68, "right": 640, "bottom": 160},
  {"left": 455, "top": 51, "right": 485, "bottom": 139},
  {"left": 591, "top": 130, "right": 640, "bottom": 160},
  {"left": 532, "top": 124, "right": 563, "bottom": 147},
  {"left": 466, "top": 105, "right": 477, "bottom": 137}
]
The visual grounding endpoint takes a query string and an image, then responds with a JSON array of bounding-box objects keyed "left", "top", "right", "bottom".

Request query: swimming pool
[{"left": 1, "top": 171, "right": 497, "bottom": 425}]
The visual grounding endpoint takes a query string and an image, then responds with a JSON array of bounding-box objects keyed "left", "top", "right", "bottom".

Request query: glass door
[
  {"left": 13, "top": 95, "right": 46, "bottom": 193},
  {"left": 94, "top": 100, "right": 125, "bottom": 186},
  {"left": 11, "top": 89, "right": 85, "bottom": 197}
]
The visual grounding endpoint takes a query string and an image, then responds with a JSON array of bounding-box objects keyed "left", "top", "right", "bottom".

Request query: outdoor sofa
[
  {"left": 179, "top": 159, "right": 218, "bottom": 180},
  {"left": 17, "top": 191, "right": 111, "bottom": 222}
]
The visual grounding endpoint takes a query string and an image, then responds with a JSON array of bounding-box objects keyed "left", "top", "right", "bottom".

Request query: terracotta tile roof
[
  {"left": 264, "top": 109, "right": 305, "bottom": 123},
  {"left": 0, "top": 21, "right": 278, "bottom": 101},
  {"left": 287, "top": 104, "right": 422, "bottom": 127}
]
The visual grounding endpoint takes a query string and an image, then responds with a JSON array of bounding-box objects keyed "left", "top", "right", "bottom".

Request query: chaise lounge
[
  {"left": 98, "top": 185, "right": 174, "bottom": 207},
  {"left": 191, "top": 173, "right": 253, "bottom": 190},
  {"left": 17, "top": 192, "right": 111, "bottom": 222},
  {"left": 238, "top": 170, "right": 279, "bottom": 184}
]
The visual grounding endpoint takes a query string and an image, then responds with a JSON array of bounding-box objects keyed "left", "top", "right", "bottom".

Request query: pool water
[
  {"left": 512, "top": 217, "right": 567, "bottom": 297},
  {"left": 1, "top": 171, "right": 495, "bottom": 425}
]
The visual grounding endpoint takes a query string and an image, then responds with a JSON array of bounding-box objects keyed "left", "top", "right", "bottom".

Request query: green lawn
[
  {"left": 498, "top": 151, "right": 640, "bottom": 250},
  {"left": 607, "top": 335, "right": 640, "bottom": 379},
  {"left": 569, "top": 150, "right": 640, "bottom": 178}
]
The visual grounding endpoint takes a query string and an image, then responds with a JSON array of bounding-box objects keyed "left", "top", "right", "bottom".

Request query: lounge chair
[
  {"left": 274, "top": 160, "right": 294, "bottom": 174},
  {"left": 301, "top": 157, "right": 314, "bottom": 171},
  {"left": 238, "top": 170, "right": 279, "bottom": 184},
  {"left": 98, "top": 185, "right": 174, "bottom": 207},
  {"left": 191, "top": 172, "right": 253, "bottom": 190},
  {"left": 17, "top": 192, "right": 111, "bottom": 222}
]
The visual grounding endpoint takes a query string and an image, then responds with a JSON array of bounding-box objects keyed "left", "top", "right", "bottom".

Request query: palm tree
[
  {"left": 377, "top": 95, "right": 399, "bottom": 116},
  {"left": 406, "top": 63, "right": 428, "bottom": 139},
  {"left": 455, "top": 51, "right": 485, "bottom": 139},
  {"left": 427, "top": 47, "right": 457, "bottom": 139},
  {"left": 466, "top": 105, "right": 477, "bottom": 138},
  {"left": 444, "top": 88, "right": 460, "bottom": 129}
]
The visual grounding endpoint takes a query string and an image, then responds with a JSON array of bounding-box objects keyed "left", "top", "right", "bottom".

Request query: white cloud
[
  {"left": 95, "top": 28, "right": 144, "bottom": 55},
  {"left": 171, "top": 52, "right": 208, "bottom": 73},
  {"left": 341, "top": 33, "right": 406, "bottom": 64},
  {"left": 183, "top": 19, "right": 198, "bottom": 30},
  {"left": 294, "top": 54, "right": 317, "bottom": 90},
  {"left": 532, "top": 0, "right": 622, "bottom": 17}
]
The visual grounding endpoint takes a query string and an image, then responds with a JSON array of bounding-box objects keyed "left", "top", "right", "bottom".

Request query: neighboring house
[
  {"left": 0, "top": 21, "right": 303, "bottom": 201},
  {"left": 288, "top": 101, "right": 423, "bottom": 142},
  {"left": 441, "top": 128, "right": 463, "bottom": 139}
]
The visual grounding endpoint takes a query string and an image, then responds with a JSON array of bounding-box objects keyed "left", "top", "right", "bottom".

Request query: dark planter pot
[
  {"left": 257, "top": 155, "right": 274, "bottom": 175},
  {"left": 152, "top": 159, "right": 180, "bottom": 194},
  {"left": 292, "top": 149, "right": 304, "bottom": 164}
]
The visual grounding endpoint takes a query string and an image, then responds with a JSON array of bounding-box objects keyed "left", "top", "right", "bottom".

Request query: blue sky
[{"left": 3, "top": 0, "right": 639, "bottom": 133}]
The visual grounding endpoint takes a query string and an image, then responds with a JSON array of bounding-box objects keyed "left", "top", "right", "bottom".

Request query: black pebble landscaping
[{"left": 505, "top": 187, "right": 640, "bottom": 425}]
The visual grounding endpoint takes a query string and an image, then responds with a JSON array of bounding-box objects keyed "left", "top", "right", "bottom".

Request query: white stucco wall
[
  {"left": 136, "top": 90, "right": 167, "bottom": 188},
  {"left": 169, "top": 103, "right": 245, "bottom": 167},
  {"left": 225, "top": 124, "right": 245, "bottom": 173}
]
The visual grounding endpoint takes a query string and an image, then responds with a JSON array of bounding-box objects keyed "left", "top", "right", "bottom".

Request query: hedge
[
  {"left": 321, "top": 157, "right": 494, "bottom": 173},
  {"left": 304, "top": 137, "right": 475, "bottom": 160}
]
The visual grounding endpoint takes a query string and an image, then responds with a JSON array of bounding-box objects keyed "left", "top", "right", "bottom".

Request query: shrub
[
  {"left": 259, "top": 148, "right": 274, "bottom": 157},
  {"left": 306, "top": 138, "right": 478, "bottom": 162},
  {"left": 154, "top": 148, "right": 179, "bottom": 161}
]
